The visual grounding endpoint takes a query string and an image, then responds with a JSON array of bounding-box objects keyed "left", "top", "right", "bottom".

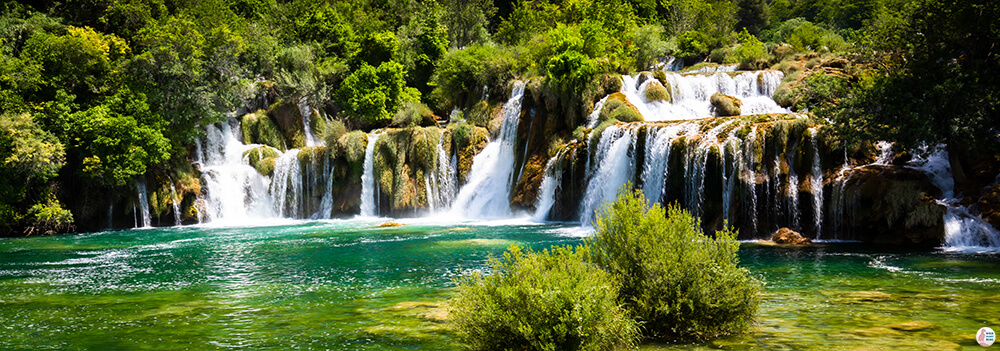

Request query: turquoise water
[{"left": 0, "top": 220, "right": 997, "bottom": 350}]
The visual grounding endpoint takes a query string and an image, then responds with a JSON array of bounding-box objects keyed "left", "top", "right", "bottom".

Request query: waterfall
[
  {"left": 684, "top": 121, "right": 734, "bottom": 217},
  {"left": 829, "top": 161, "right": 855, "bottom": 240},
  {"left": 906, "top": 145, "right": 1000, "bottom": 249},
  {"left": 785, "top": 140, "right": 801, "bottom": 230},
  {"left": 360, "top": 131, "right": 384, "bottom": 217},
  {"left": 809, "top": 129, "right": 824, "bottom": 237},
  {"left": 426, "top": 132, "right": 457, "bottom": 213},
  {"left": 874, "top": 141, "right": 894, "bottom": 165},
  {"left": 450, "top": 81, "right": 526, "bottom": 219},
  {"left": 270, "top": 150, "right": 302, "bottom": 217},
  {"left": 580, "top": 125, "right": 638, "bottom": 225},
  {"left": 316, "top": 156, "right": 335, "bottom": 219},
  {"left": 743, "top": 126, "right": 760, "bottom": 235},
  {"left": 197, "top": 119, "right": 274, "bottom": 223},
  {"left": 640, "top": 123, "right": 695, "bottom": 205},
  {"left": 298, "top": 97, "right": 318, "bottom": 147},
  {"left": 720, "top": 128, "right": 741, "bottom": 223},
  {"left": 169, "top": 180, "right": 182, "bottom": 226},
  {"left": 135, "top": 178, "right": 152, "bottom": 228},
  {"left": 532, "top": 151, "right": 563, "bottom": 222},
  {"left": 586, "top": 95, "right": 610, "bottom": 128},
  {"left": 621, "top": 70, "right": 787, "bottom": 122}
]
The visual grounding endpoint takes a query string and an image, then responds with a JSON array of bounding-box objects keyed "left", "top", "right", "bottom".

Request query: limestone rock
[{"left": 710, "top": 93, "right": 742, "bottom": 116}]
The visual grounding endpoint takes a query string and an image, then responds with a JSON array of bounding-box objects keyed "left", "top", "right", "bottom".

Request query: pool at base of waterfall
[{"left": 0, "top": 220, "right": 996, "bottom": 350}]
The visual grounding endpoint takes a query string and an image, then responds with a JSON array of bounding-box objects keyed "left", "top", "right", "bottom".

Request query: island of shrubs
[{"left": 449, "top": 185, "right": 762, "bottom": 350}]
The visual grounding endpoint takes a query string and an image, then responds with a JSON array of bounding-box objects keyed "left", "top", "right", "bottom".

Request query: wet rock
[
  {"left": 644, "top": 80, "right": 670, "bottom": 102},
  {"left": 836, "top": 291, "right": 893, "bottom": 303},
  {"left": 888, "top": 320, "right": 937, "bottom": 331},
  {"left": 599, "top": 92, "right": 643, "bottom": 123},
  {"left": 838, "top": 165, "right": 947, "bottom": 246},
  {"left": 770, "top": 227, "right": 813, "bottom": 245}
]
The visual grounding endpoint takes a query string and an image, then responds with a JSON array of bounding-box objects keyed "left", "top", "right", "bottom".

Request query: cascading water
[
  {"left": 169, "top": 180, "right": 182, "bottom": 226},
  {"left": 270, "top": 150, "right": 302, "bottom": 217},
  {"left": 135, "top": 178, "right": 152, "bottom": 228},
  {"left": 742, "top": 126, "right": 760, "bottom": 234},
  {"left": 359, "top": 131, "right": 384, "bottom": 217},
  {"left": 906, "top": 145, "right": 1000, "bottom": 249},
  {"left": 809, "top": 129, "right": 824, "bottom": 237},
  {"left": 620, "top": 70, "right": 788, "bottom": 122},
  {"left": 532, "top": 151, "right": 564, "bottom": 222},
  {"left": 426, "top": 131, "right": 457, "bottom": 213},
  {"left": 450, "top": 82, "right": 526, "bottom": 219},
  {"left": 196, "top": 119, "right": 275, "bottom": 223},
  {"left": 640, "top": 123, "right": 694, "bottom": 205},
  {"left": 684, "top": 121, "right": 735, "bottom": 217},
  {"left": 580, "top": 125, "right": 638, "bottom": 225},
  {"left": 316, "top": 155, "right": 335, "bottom": 219},
  {"left": 298, "top": 97, "right": 318, "bottom": 147}
]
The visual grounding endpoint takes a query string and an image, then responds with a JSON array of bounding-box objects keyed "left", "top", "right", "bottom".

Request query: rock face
[
  {"left": 770, "top": 227, "right": 813, "bottom": 245},
  {"left": 836, "top": 165, "right": 946, "bottom": 246}
]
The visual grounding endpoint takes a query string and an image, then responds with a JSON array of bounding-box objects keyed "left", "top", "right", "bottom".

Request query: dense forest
[{"left": 0, "top": 0, "right": 997, "bottom": 235}]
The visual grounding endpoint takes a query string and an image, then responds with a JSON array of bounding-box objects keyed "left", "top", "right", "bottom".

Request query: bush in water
[
  {"left": 450, "top": 245, "right": 639, "bottom": 351},
  {"left": 587, "top": 185, "right": 761, "bottom": 339}
]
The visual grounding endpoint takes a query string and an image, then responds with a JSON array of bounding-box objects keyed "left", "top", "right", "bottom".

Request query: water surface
[{"left": 0, "top": 220, "right": 995, "bottom": 350}]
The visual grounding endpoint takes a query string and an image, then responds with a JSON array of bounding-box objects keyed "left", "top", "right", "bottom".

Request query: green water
[{"left": 0, "top": 219, "right": 996, "bottom": 350}]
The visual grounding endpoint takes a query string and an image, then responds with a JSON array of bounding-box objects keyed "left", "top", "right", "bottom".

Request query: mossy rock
[
  {"left": 447, "top": 122, "right": 489, "bottom": 184},
  {"left": 644, "top": 80, "right": 670, "bottom": 102},
  {"left": 599, "top": 92, "right": 644, "bottom": 123},
  {"left": 241, "top": 111, "right": 286, "bottom": 151},
  {"left": 710, "top": 93, "right": 742, "bottom": 116},
  {"left": 309, "top": 109, "right": 328, "bottom": 142},
  {"left": 243, "top": 146, "right": 281, "bottom": 176},
  {"left": 267, "top": 100, "right": 306, "bottom": 149}
]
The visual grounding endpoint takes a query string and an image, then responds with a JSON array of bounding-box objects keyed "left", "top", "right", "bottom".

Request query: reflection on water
[{"left": 0, "top": 220, "right": 997, "bottom": 350}]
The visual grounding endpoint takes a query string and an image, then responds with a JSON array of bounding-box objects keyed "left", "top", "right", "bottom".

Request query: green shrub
[
  {"left": 392, "top": 101, "right": 437, "bottom": 128},
  {"left": 466, "top": 100, "right": 493, "bottom": 127},
  {"left": 241, "top": 110, "right": 286, "bottom": 151},
  {"left": 727, "top": 29, "right": 772, "bottom": 70},
  {"left": 450, "top": 245, "right": 639, "bottom": 351},
  {"left": 25, "top": 199, "right": 74, "bottom": 235},
  {"left": 430, "top": 44, "right": 516, "bottom": 110},
  {"left": 767, "top": 18, "right": 847, "bottom": 52},
  {"left": 586, "top": 186, "right": 761, "bottom": 339},
  {"left": 340, "top": 130, "right": 368, "bottom": 164},
  {"left": 335, "top": 61, "right": 418, "bottom": 125},
  {"left": 323, "top": 118, "right": 348, "bottom": 149}
]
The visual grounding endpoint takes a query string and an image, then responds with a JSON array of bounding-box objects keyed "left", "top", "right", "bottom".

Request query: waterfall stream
[
  {"left": 135, "top": 178, "right": 152, "bottom": 228},
  {"left": 360, "top": 132, "right": 384, "bottom": 217},
  {"left": 450, "top": 81, "right": 526, "bottom": 219}
]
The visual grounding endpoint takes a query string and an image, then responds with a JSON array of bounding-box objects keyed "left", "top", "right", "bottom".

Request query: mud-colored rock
[
  {"left": 770, "top": 227, "right": 813, "bottom": 245},
  {"left": 378, "top": 222, "right": 405, "bottom": 227}
]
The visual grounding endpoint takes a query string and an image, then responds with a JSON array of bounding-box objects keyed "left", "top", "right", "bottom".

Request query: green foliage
[
  {"left": 323, "top": 118, "right": 348, "bottom": 149},
  {"left": 441, "top": 0, "right": 496, "bottom": 48},
  {"left": 341, "top": 130, "right": 369, "bottom": 164},
  {"left": 727, "top": 29, "right": 772, "bottom": 69},
  {"left": 466, "top": 101, "right": 493, "bottom": 128},
  {"left": 25, "top": 198, "right": 74, "bottom": 235},
  {"left": 399, "top": 15, "right": 449, "bottom": 95},
  {"left": 293, "top": 3, "right": 356, "bottom": 58},
  {"left": 430, "top": 44, "right": 516, "bottom": 110},
  {"left": 21, "top": 26, "right": 130, "bottom": 104},
  {"left": 631, "top": 24, "right": 671, "bottom": 70},
  {"left": 587, "top": 186, "right": 761, "bottom": 339},
  {"left": 274, "top": 45, "right": 319, "bottom": 99},
  {"left": 68, "top": 89, "right": 170, "bottom": 186},
  {"left": 766, "top": 18, "right": 847, "bottom": 52},
  {"left": 335, "top": 61, "right": 417, "bottom": 125},
  {"left": 352, "top": 31, "right": 399, "bottom": 68},
  {"left": 0, "top": 113, "right": 65, "bottom": 181},
  {"left": 677, "top": 30, "right": 712, "bottom": 59},
  {"left": 392, "top": 101, "right": 437, "bottom": 128},
  {"left": 450, "top": 245, "right": 640, "bottom": 350}
]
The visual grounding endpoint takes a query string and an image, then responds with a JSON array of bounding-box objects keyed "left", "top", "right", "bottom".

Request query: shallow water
[{"left": 0, "top": 220, "right": 996, "bottom": 350}]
